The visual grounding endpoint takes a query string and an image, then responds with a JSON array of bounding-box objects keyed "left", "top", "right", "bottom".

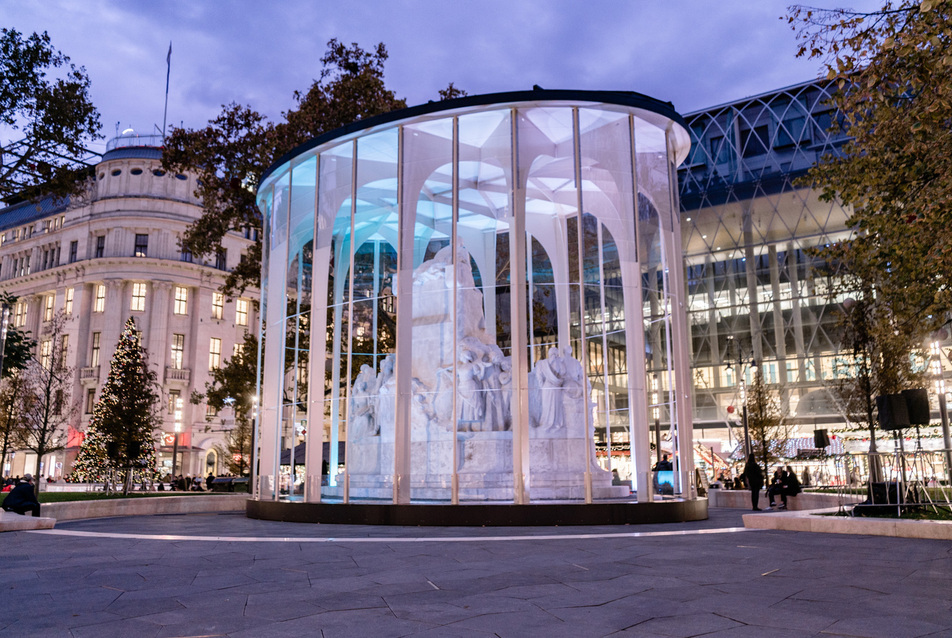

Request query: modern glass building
[
  {"left": 255, "top": 90, "right": 695, "bottom": 505},
  {"left": 678, "top": 79, "right": 857, "bottom": 455}
]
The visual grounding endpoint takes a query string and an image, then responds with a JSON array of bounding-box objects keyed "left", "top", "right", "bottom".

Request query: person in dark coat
[
  {"left": 2, "top": 474, "right": 41, "bottom": 517},
  {"left": 742, "top": 455, "right": 764, "bottom": 511}
]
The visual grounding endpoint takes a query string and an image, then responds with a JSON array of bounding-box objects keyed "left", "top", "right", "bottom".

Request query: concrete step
[{"left": 0, "top": 509, "right": 55, "bottom": 532}]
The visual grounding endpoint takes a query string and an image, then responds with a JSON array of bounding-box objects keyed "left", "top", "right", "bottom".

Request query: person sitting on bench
[{"left": 2, "top": 474, "right": 41, "bottom": 517}]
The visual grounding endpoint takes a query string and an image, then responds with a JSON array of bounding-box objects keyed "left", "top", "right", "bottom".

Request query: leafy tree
[
  {"left": 0, "top": 372, "right": 26, "bottom": 477},
  {"left": 216, "top": 417, "right": 252, "bottom": 477},
  {"left": 162, "top": 39, "right": 408, "bottom": 297},
  {"left": 438, "top": 82, "right": 468, "bottom": 101},
  {"left": 72, "top": 318, "right": 160, "bottom": 494},
  {"left": 193, "top": 332, "right": 258, "bottom": 475},
  {"left": 746, "top": 367, "right": 789, "bottom": 480},
  {"left": 789, "top": 2, "right": 952, "bottom": 316},
  {"left": 14, "top": 312, "right": 73, "bottom": 487},
  {"left": 789, "top": 2, "right": 945, "bottom": 475},
  {"left": 0, "top": 292, "right": 37, "bottom": 378},
  {"left": 0, "top": 28, "right": 101, "bottom": 202}
]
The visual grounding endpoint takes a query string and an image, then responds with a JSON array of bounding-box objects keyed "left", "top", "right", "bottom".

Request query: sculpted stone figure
[
  {"left": 533, "top": 347, "right": 566, "bottom": 432},
  {"left": 350, "top": 364, "right": 378, "bottom": 438},
  {"left": 457, "top": 348, "right": 486, "bottom": 430}
]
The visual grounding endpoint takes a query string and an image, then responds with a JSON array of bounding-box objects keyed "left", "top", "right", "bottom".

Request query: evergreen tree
[{"left": 72, "top": 318, "right": 159, "bottom": 493}]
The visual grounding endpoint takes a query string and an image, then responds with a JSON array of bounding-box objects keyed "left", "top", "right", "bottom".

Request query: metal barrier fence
[{"left": 830, "top": 449, "right": 952, "bottom": 517}]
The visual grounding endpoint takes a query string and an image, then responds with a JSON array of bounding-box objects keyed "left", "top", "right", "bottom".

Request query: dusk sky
[{"left": 3, "top": 1, "right": 881, "bottom": 154}]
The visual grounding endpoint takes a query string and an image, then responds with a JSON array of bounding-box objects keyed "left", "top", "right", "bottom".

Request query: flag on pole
[{"left": 162, "top": 42, "right": 172, "bottom": 140}]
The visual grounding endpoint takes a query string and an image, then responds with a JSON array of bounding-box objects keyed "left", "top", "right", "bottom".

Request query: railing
[
  {"left": 812, "top": 449, "right": 952, "bottom": 516},
  {"left": 106, "top": 133, "right": 164, "bottom": 151},
  {"left": 165, "top": 367, "right": 190, "bottom": 383},
  {"left": 79, "top": 366, "right": 99, "bottom": 380}
]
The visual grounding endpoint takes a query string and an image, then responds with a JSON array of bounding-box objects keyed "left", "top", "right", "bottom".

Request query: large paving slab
[{"left": 1, "top": 507, "right": 950, "bottom": 637}]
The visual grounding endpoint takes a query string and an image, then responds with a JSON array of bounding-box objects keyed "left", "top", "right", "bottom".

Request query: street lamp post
[{"left": 728, "top": 336, "right": 754, "bottom": 458}]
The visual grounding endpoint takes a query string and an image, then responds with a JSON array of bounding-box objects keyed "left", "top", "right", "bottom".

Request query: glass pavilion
[{"left": 254, "top": 90, "right": 694, "bottom": 505}]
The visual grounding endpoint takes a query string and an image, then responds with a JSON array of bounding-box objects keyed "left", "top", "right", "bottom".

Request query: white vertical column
[
  {"left": 572, "top": 108, "right": 593, "bottom": 504},
  {"left": 451, "top": 115, "right": 460, "bottom": 505},
  {"left": 147, "top": 281, "right": 172, "bottom": 372},
  {"left": 259, "top": 186, "right": 290, "bottom": 501},
  {"left": 393, "top": 125, "right": 414, "bottom": 504},
  {"left": 626, "top": 115, "right": 653, "bottom": 501},
  {"left": 342, "top": 140, "right": 358, "bottom": 504},
  {"left": 305, "top": 155, "right": 325, "bottom": 503},
  {"left": 665, "top": 129, "right": 695, "bottom": 498},
  {"left": 509, "top": 109, "right": 531, "bottom": 504}
]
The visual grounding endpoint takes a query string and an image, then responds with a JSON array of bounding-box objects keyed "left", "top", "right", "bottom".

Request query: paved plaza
[{"left": 2, "top": 508, "right": 951, "bottom": 637}]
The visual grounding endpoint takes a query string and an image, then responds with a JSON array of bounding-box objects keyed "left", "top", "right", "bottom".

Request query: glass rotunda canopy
[{"left": 255, "top": 90, "right": 694, "bottom": 505}]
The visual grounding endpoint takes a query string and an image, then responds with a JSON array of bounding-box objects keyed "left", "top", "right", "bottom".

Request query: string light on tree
[{"left": 72, "top": 317, "right": 160, "bottom": 493}]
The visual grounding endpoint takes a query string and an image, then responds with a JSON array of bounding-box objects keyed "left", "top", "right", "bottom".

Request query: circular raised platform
[{"left": 246, "top": 498, "right": 708, "bottom": 527}]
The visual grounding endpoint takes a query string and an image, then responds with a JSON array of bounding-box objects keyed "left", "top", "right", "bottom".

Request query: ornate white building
[{"left": 0, "top": 132, "right": 257, "bottom": 479}]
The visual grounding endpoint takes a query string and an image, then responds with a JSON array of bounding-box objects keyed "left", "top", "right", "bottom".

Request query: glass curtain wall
[{"left": 257, "top": 96, "right": 691, "bottom": 504}]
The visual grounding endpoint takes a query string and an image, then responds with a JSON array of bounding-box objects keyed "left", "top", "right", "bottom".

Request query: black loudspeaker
[
  {"left": 902, "top": 388, "right": 930, "bottom": 425},
  {"left": 877, "top": 393, "right": 910, "bottom": 430},
  {"left": 814, "top": 429, "right": 831, "bottom": 448},
  {"left": 868, "top": 482, "right": 900, "bottom": 505},
  {"left": 127, "top": 440, "right": 142, "bottom": 459},
  {"left": 106, "top": 441, "right": 119, "bottom": 459}
]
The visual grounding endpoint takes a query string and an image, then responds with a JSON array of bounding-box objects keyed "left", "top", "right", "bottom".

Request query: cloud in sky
[{"left": 1, "top": 0, "right": 882, "bottom": 152}]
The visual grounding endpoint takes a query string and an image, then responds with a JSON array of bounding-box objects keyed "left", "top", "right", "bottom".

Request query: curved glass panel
[{"left": 257, "top": 99, "right": 691, "bottom": 504}]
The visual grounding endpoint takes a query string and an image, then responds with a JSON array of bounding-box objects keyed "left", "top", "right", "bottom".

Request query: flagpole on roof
[{"left": 162, "top": 42, "right": 172, "bottom": 142}]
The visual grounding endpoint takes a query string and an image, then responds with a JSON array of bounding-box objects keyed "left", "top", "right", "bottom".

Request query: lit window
[
  {"left": 94, "top": 284, "right": 105, "bottom": 313},
  {"left": 65, "top": 287, "right": 74, "bottom": 316},
  {"left": 44, "top": 294, "right": 54, "bottom": 322},
  {"left": 174, "top": 286, "right": 188, "bottom": 315},
  {"left": 235, "top": 298, "right": 249, "bottom": 326},
  {"left": 40, "top": 339, "right": 52, "bottom": 369},
  {"left": 13, "top": 301, "right": 26, "bottom": 327},
  {"left": 169, "top": 389, "right": 182, "bottom": 415},
  {"left": 90, "top": 332, "right": 101, "bottom": 368},
  {"left": 212, "top": 292, "right": 224, "bottom": 320},
  {"left": 170, "top": 334, "right": 184, "bottom": 370},
  {"left": 233, "top": 342, "right": 242, "bottom": 358},
  {"left": 134, "top": 233, "right": 148, "bottom": 258},
  {"left": 131, "top": 282, "right": 147, "bottom": 312},
  {"left": 85, "top": 388, "right": 96, "bottom": 414},
  {"left": 60, "top": 334, "right": 69, "bottom": 369},
  {"left": 209, "top": 337, "right": 221, "bottom": 370}
]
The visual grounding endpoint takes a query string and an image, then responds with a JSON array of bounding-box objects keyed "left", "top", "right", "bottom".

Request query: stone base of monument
[{"left": 247, "top": 496, "right": 709, "bottom": 526}]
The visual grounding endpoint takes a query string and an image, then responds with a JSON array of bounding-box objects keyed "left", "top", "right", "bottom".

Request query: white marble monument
[{"left": 341, "top": 243, "right": 626, "bottom": 500}]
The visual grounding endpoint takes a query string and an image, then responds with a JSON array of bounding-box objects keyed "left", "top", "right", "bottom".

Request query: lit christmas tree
[{"left": 73, "top": 317, "right": 160, "bottom": 493}]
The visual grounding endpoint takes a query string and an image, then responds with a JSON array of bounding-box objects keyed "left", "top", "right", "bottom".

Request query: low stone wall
[
  {"left": 744, "top": 507, "right": 952, "bottom": 540},
  {"left": 42, "top": 494, "right": 249, "bottom": 521},
  {"left": 708, "top": 488, "right": 864, "bottom": 511}
]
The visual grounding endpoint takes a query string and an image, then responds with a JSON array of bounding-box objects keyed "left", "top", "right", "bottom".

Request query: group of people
[
  {"left": 161, "top": 473, "right": 217, "bottom": 492},
  {"left": 742, "top": 455, "right": 803, "bottom": 511}
]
